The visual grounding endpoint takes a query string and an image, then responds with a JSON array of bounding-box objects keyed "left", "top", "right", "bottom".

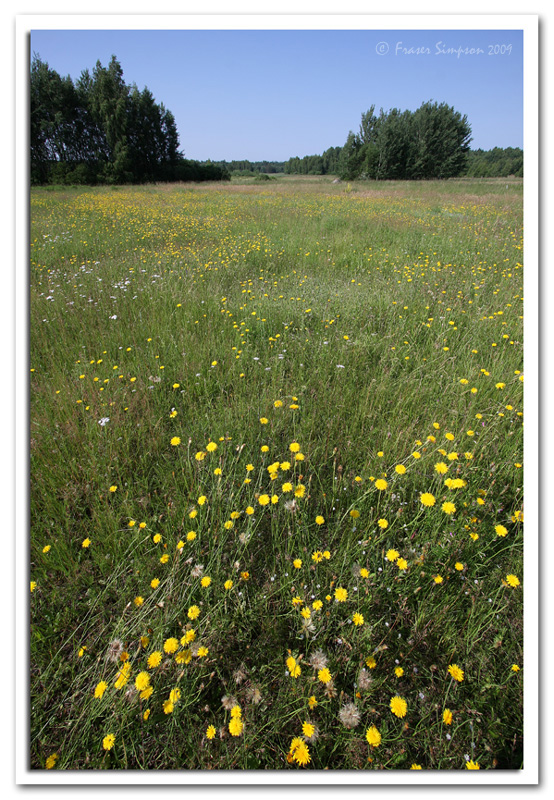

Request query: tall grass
[{"left": 30, "top": 176, "right": 523, "bottom": 771}]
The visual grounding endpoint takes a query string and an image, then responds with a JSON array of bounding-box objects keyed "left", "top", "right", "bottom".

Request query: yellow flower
[
  {"left": 435, "top": 462, "right": 448, "bottom": 474},
  {"left": 443, "top": 708, "right": 453, "bottom": 725},
  {"left": 206, "top": 724, "right": 216, "bottom": 740},
  {"left": 378, "top": 518, "right": 388, "bottom": 529},
  {"left": 82, "top": 538, "right": 91, "bottom": 548},
  {"left": 334, "top": 587, "right": 348, "bottom": 602},
  {"left": 293, "top": 559, "right": 302, "bottom": 569},
  {"left": 386, "top": 549, "right": 399, "bottom": 562},
  {"left": 318, "top": 667, "right": 332, "bottom": 683},
  {"left": 495, "top": 524, "right": 508, "bottom": 537},
  {"left": 420, "top": 492, "right": 436, "bottom": 507},
  {"left": 365, "top": 725, "right": 381, "bottom": 747},
  {"left": 390, "top": 695, "right": 407, "bottom": 718},
  {"left": 200, "top": 576, "right": 211, "bottom": 587},
  {"left": 315, "top": 515, "right": 325, "bottom": 525},
  {"left": 395, "top": 464, "right": 406, "bottom": 475},
  {"left": 375, "top": 478, "right": 388, "bottom": 491},
  {"left": 506, "top": 574, "right": 520, "bottom": 588},
  {"left": 188, "top": 605, "right": 201, "bottom": 620},
  {"left": 442, "top": 501, "right": 456, "bottom": 515},
  {"left": 352, "top": 612, "right": 364, "bottom": 626},
  {"left": 447, "top": 663, "right": 464, "bottom": 682},
  {"left": 109, "top": 485, "right": 117, "bottom": 493},
  {"left": 163, "top": 637, "right": 179, "bottom": 654},
  {"left": 258, "top": 494, "right": 270, "bottom": 506},
  {"left": 206, "top": 441, "right": 217, "bottom": 452},
  {"left": 289, "top": 442, "right": 300, "bottom": 453},
  {"left": 224, "top": 579, "right": 234, "bottom": 590},
  {"left": 465, "top": 760, "right": 480, "bottom": 769},
  {"left": 170, "top": 436, "right": 181, "bottom": 446},
  {"left": 102, "top": 733, "right": 116, "bottom": 751},
  {"left": 397, "top": 558, "right": 408, "bottom": 570},
  {"left": 94, "top": 680, "right": 108, "bottom": 698}
]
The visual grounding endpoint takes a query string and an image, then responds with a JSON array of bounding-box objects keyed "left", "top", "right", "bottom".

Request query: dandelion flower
[
  {"left": 506, "top": 574, "right": 520, "bottom": 588},
  {"left": 206, "top": 724, "right": 216, "bottom": 740},
  {"left": 395, "top": 464, "right": 406, "bottom": 475},
  {"left": 163, "top": 638, "right": 179, "bottom": 654},
  {"left": 163, "top": 699, "right": 174, "bottom": 714},
  {"left": 82, "top": 538, "right": 91, "bottom": 548},
  {"left": 495, "top": 524, "right": 508, "bottom": 537},
  {"left": 302, "top": 721, "right": 316, "bottom": 739},
  {"left": 397, "top": 558, "right": 408, "bottom": 571},
  {"left": 410, "top": 763, "right": 422, "bottom": 769},
  {"left": 318, "top": 667, "right": 332, "bottom": 684},
  {"left": 365, "top": 725, "right": 382, "bottom": 747},
  {"left": 352, "top": 612, "right": 364, "bottom": 626},
  {"left": 258, "top": 494, "right": 270, "bottom": 506},
  {"left": 420, "top": 492, "right": 436, "bottom": 507},
  {"left": 390, "top": 696, "right": 408, "bottom": 718},
  {"left": 386, "top": 549, "right": 399, "bottom": 562},
  {"left": 447, "top": 664, "right": 464, "bottom": 682},
  {"left": 109, "top": 485, "right": 117, "bottom": 493},
  {"left": 135, "top": 672, "right": 150, "bottom": 692},
  {"left": 334, "top": 587, "right": 348, "bottom": 602},
  {"left": 206, "top": 441, "right": 217, "bottom": 452},
  {"left": 465, "top": 760, "right": 480, "bottom": 769},
  {"left": 395, "top": 666, "right": 404, "bottom": 677},
  {"left": 375, "top": 478, "right": 388, "bottom": 491},
  {"left": 290, "top": 738, "right": 311, "bottom": 766},
  {"left": 170, "top": 437, "right": 181, "bottom": 446},
  {"left": 102, "top": 734, "right": 116, "bottom": 751},
  {"left": 378, "top": 518, "right": 388, "bottom": 529},
  {"left": 229, "top": 717, "right": 243, "bottom": 736},
  {"left": 45, "top": 753, "right": 58, "bottom": 769},
  {"left": 147, "top": 651, "right": 162, "bottom": 669},
  {"left": 443, "top": 708, "right": 453, "bottom": 725},
  {"left": 442, "top": 502, "right": 456, "bottom": 515},
  {"left": 435, "top": 462, "right": 448, "bottom": 475},
  {"left": 94, "top": 680, "right": 108, "bottom": 699},
  {"left": 289, "top": 442, "right": 300, "bottom": 453},
  {"left": 224, "top": 579, "right": 233, "bottom": 590}
]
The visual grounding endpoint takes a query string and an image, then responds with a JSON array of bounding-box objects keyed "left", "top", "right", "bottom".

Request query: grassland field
[{"left": 30, "top": 174, "right": 524, "bottom": 771}]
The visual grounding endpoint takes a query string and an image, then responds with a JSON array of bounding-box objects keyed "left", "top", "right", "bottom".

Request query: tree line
[
  {"left": 30, "top": 54, "right": 230, "bottom": 185},
  {"left": 284, "top": 103, "right": 522, "bottom": 180}
]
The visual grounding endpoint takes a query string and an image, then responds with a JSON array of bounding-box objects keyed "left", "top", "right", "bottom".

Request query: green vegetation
[{"left": 30, "top": 177, "right": 523, "bottom": 771}]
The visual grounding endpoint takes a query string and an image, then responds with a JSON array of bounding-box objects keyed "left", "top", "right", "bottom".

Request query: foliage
[{"left": 30, "top": 54, "right": 230, "bottom": 185}]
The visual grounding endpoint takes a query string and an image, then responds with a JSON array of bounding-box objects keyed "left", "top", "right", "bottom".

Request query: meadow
[{"left": 30, "top": 175, "right": 524, "bottom": 771}]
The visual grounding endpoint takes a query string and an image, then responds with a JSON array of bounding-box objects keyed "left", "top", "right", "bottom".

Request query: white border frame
[{"left": 15, "top": 12, "right": 539, "bottom": 788}]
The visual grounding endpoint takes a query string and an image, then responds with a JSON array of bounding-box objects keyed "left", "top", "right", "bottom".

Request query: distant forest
[{"left": 31, "top": 54, "right": 523, "bottom": 185}]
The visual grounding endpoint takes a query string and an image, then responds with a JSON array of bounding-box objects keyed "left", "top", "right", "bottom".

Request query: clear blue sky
[{"left": 30, "top": 28, "right": 524, "bottom": 161}]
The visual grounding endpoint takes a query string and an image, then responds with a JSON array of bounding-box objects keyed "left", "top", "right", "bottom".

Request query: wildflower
[
  {"left": 164, "top": 638, "right": 179, "bottom": 654},
  {"left": 286, "top": 656, "right": 301, "bottom": 678},
  {"left": 200, "top": 576, "right": 212, "bottom": 588},
  {"left": 224, "top": 579, "right": 233, "bottom": 590},
  {"left": 102, "top": 734, "right": 116, "bottom": 751},
  {"left": 160, "top": 553, "right": 169, "bottom": 564},
  {"left": 302, "top": 721, "right": 316, "bottom": 740},
  {"left": 397, "top": 558, "right": 408, "bottom": 571},
  {"left": 151, "top": 578, "right": 160, "bottom": 589},
  {"left": 206, "top": 441, "right": 217, "bottom": 452},
  {"left": 30, "top": 581, "right": 37, "bottom": 592},
  {"left": 410, "top": 764, "right": 422, "bottom": 769},
  {"left": 206, "top": 724, "right": 216, "bottom": 740},
  {"left": 134, "top": 596, "right": 144, "bottom": 607},
  {"left": 229, "top": 717, "right": 243, "bottom": 736},
  {"left": 153, "top": 533, "right": 162, "bottom": 543},
  {"left": 334, "top": 587, "right": 348, "bottom": 602},
  {"left": 135, "top": 672, "right": 150, "bottom": 692},
  {"left": 386, "top": 549, "right": 399, "bottom": 562},
  {"left": 318, "top": 668, "right": 332, "bottom": 684},
  {"left": 289, "top": 442, "right": 300, "bottom": 453},
  {"left": 114, "top": 662, "right": 131, "bottom": 689},
  {"left": 309, "top": 650, "right": 328, "bottom": 670},
  {"left": 442, "top": 502, "right": 456, "bottom": 515},
  {"left": 82, "top": 538, "right": 91, "bottom": 548},
  {"left": 511, "top": 664, "right": 520, "bottom": 672},
  {"left": 312, "top": 550, "right": 323, "bottom": 563},
  {"left": 245, "top": 505, "right": 254, "bottom": 515},
  {"left": 443, "top": 708, "right": 453, "bottom": 725},
  {"left": 308, "top": 695, "right": 318, "bottom": 709},
  {"left": 147, "top": 651, "right": 162, "bottom": 669},
  {"left": 186, "top": 531, "right": 196, "bottom": 541},
  {"left": 42, "top": 545, "right": 51, "bottom": 554},
  {"left": 378, "top": 518, "right": 388, "bottom": 529},
  {"left": 170, "top": 437, "right": 181, "bottom": 446},
  {"left": 258, "top": 494, "right": 270, "bottom": 506},
  {"left": 495, "top": 524, "right": 508, "bottom": 537},
  {"left": 466, "top": 760, "right": 480, "bottom": 769},
  {"left": 352, "top": 612, "right": 364, "bottom": 626},
  {"left": 390, "top": 696, "right": 408, "bottom": 718},
  {"left": 395, "top": 667, "right": 404, "bottom": 677},
  {"left": 448, "top": 664, "right": 464, "bottom": 682},
  {"left": 455, "top": 562, "right": 464, "bottom": 571},
  {"left": 163, "top": 700, "right": 174, "bottom": 714},
  {"left": 45, "top": 753, "right": 58, "bottom": 769},
  {"left": 293, "top": 558, "right": 302, "bottom": 569},
  {"left": 94, "top": 681, "right": 108, "bottom": 699},
  {"left": 290, "top": 738, "right": 311, "bottom": 766},
  {"left": 420, "top": 492, "right": 436, "bottom": 507},
  {"left": 366, "top": 656, "right": 377, "bottom": 669},
  {"left": 506, "top": 574, "right": 520, "bottom": 588},
  {"left": 315, "top": 515, "right": 325, "bottom": 525},
  {"left": 375, "top": 478, "right": 388, "bottom": 491},
  {"left": 395, "top": 464, "right": 406, "bottom": 475},
  {"left": 365, "top": 725, "right": 382, "bottom": 747},
  {"left": 435, "top": 462, "right": 448, "bottom": 474},
  {"left": 350, "top": 509, "right": 360, "bottom": 519}
]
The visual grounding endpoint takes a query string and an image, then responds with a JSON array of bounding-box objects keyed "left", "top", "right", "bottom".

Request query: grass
[{"left": 30, "top": 175, "right": 523, "bottom": 771}]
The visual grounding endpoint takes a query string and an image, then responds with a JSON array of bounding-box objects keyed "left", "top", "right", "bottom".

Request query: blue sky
[{"left": 30, "top": 28, "right": 524, "bottom": 162}]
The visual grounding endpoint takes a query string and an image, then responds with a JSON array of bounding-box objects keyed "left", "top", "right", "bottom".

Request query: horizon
[{"left": 30, "top": 28, "right": 524, "bottom": 162}]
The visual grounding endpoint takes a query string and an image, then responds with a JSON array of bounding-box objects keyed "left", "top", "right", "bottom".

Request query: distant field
[{"left": 30, "top": 176, "right": 523, "bottom": 771}]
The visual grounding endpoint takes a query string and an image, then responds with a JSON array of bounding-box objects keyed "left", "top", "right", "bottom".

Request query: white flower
[{"left": 98, "top": 417, "right": 110, "bottom": 426}]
